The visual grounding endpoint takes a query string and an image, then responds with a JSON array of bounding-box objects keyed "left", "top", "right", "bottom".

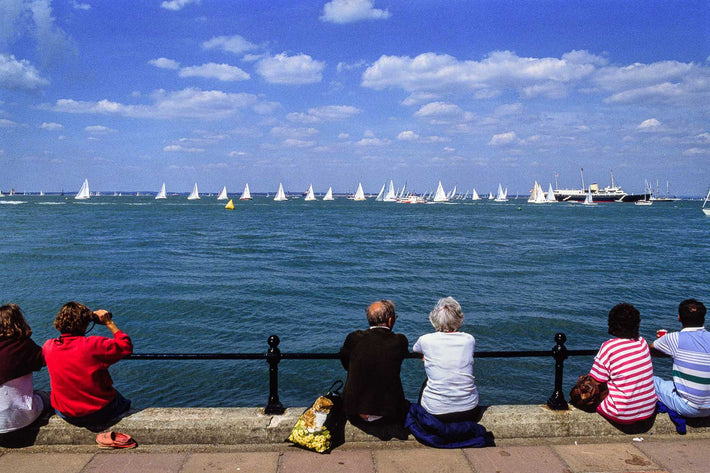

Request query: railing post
[
  {"left": 264, "top": 335, "right": 285, "bottom": 415},
  {"left": 547, "top": 332, "right": 569, "bottom": 410}
]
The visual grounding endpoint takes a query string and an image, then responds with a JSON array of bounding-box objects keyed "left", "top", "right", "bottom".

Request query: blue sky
[{"left": 1, "top": 0, "right": 708, "bottom": 196}]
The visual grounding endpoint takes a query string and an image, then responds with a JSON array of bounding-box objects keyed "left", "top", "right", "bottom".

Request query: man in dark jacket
[{"left": 339, "top": 299, "right": 409, "bottom": 434}]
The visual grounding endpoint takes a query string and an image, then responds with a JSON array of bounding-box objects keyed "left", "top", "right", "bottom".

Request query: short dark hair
[
  {"left": 366, "top": 299, "right": 396, "bottom": 326},
  {"left": 608, "top": 302, "right": 640, "bottom": 339},
  {"left": 0, "top": 303, "right": 33, "bottom": 339},
  {"left": 679, "top": 299, "right": 706, "bottom": 327},
  {"left": 54, "top": 301, "right": 93, "bottom": 335}
]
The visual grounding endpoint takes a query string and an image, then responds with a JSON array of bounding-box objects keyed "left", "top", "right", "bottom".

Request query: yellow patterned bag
[{"left": 287, "top": 381, "right": 344, "bottom": 453}]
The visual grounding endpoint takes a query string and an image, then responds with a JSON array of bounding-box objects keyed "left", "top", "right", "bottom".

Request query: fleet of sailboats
[{"left": 75, "top": 179, "right": 90, "bottom": 200}]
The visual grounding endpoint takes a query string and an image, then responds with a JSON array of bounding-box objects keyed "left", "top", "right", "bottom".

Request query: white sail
[
  {"left": 323, "top": 187, "right": 334, "bottom": 201},
  {"left": 494, "top": 183, "right": 508, "bottom": 202},
  {"left": 384, "top": 180, "right": 397, "bottom": 201},
  {"left": 375, "top": 183, "right": 385, "bottom": 201},
  {"left": 546, "top": 183, "right": 557, "bottom": 203},
  {"left": 432, "top": 181, "right": 448, "bottom": 202},
  {"left": 471, "top": 188, "right": 481, "bottom": 200},
  {"left": 239, "top": 183, "right": 252, "bottom": 200},
  {"left": 447, "top": 185, "right": 457, "bottom": 200},
  {"left": 274, "top": 183, "right": 287, "bottom": 201},
  {"left": 187, "top": 183, "right": 200, "bottom": 200},
  {"left": 353, "top": 182, "right": 366, "bottom": 201},
  {"left": 488, "top": 192, "right": 494, "bottom": 200},
  {"left": 304, "top": 184, "right": 316, "bottom": 201},
  {"left": 582, "top": 190, "right": 596, "bottom": 205},
  {"left": 75, "top": 179, "right": 90, "bottom": 200},
  {"left": 217, "top": 186, "right": 228, "bottom": 200},
  {"left": 397, "top": 183, "right": 407, "bottom": 199},
  {"left": 155, "top": 182, "right": 167, "bottom": 199},
  {"left": 702, "top": 189, "right": 710, "bottom": 216},
  {"left": 528, "top": 181, "right": 546, "bottom": 204}
]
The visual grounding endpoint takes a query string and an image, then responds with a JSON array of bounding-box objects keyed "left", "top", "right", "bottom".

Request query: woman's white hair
[{"left": 429, "top": 296, "right": 464, "bottom": 332}]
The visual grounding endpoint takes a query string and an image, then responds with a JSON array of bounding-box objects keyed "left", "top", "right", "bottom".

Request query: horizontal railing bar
[{"left": 126, "top": 349, "right": 600, "bottom": 361}]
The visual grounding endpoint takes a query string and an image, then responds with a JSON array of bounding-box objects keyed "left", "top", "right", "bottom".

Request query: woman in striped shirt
[{"left": 589, "top": 303, "right": 657, "bottom": 424}]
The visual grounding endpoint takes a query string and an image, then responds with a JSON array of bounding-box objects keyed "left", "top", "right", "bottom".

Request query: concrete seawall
[{"left": 7, "top": 405, "right": 710, "bottom": 448}]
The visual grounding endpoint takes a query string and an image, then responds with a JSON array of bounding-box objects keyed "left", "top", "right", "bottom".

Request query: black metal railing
[{"left": 127, "top": 332, "right": 598, "bottom": 414}]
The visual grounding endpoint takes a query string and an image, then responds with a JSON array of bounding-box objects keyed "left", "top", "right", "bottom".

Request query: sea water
[{"left": 1, "top": 196, "right": 708, "bottom": 408}]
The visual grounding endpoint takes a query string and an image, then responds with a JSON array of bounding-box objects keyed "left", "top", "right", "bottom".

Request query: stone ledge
[{"left": 3, "top": 405, "right": 709, "bottom": 448}]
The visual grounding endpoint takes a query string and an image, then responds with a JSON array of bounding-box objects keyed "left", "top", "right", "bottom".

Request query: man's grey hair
[
  {"left": 366, "top": 299, "right": 396, "bottom": 326},
  {"left": 429, "top": 297, "right": 464, "bottom": 332}
]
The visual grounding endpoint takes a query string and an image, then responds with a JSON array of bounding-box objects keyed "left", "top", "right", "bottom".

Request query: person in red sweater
[{"left": 43, "top": 302, "right": 133, "bottom": 427}]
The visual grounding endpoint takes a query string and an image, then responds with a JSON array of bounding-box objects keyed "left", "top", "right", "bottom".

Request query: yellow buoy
[{"left": 225, "top": 199, "right": 234, "bottom": 210}]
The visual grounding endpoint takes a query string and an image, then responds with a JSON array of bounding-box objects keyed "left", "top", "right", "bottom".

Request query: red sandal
[{"left": 96, "top": 431, "right": 137, "bottom": 449}]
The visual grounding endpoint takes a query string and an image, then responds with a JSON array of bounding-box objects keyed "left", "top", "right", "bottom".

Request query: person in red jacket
[{"left": 43, "top": 302, "right": 132, "bottom": 427}]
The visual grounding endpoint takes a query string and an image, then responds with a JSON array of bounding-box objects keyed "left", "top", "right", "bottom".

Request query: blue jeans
[
  {"left": 56, "top": 391, "right": 131, "bottom": 427},
  {"left": 654, "top": 376, "right": 710, "bottom": 418}
]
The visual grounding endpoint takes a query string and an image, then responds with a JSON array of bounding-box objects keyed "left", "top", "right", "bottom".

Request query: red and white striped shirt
[{"left": 589, "top": 337, "right": 656, "bottom": 424}]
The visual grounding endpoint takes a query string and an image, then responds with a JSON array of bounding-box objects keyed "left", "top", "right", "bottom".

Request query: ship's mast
[
  {"left": 610, "top": 170, "right": 615, "bottom": 188},
  {"left": 580, "top": 167, "right": 585, "bottom": 191}
]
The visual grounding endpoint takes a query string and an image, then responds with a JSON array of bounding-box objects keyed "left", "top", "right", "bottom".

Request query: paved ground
[{"left": 1, "top": 438, "right": 707, "bottom": 473}]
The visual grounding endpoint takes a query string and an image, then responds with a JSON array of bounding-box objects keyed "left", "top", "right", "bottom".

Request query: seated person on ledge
[
  {"left": 651, "top": 299, "right": 710, "bottom": 418},
  {"left": 588, "top": 303, "right": 657, "bottom": 425},
  {"left": 412, "top": 297, "right": 480, "bottom": 422},
  {"left": 339, "top": 299, "right": 409, "bottom": 428},
  {"left": 43, "top": 302, "right": 133, "bottom": 427},
  {"left": 0, "top": 304, "right": 51, "bottom": 436}
]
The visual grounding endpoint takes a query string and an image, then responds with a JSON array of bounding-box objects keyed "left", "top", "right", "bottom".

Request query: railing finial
[
  {"left": 264, "top": 334, "right": 285, "bottom": 414},
  {"left": 547, "top": 332, "right": 569, "bottom": 410}
]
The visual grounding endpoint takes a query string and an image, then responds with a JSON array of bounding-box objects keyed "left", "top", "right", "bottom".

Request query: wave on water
[{"left": 0, "top": 200, "right": 26, "bottom": 204}]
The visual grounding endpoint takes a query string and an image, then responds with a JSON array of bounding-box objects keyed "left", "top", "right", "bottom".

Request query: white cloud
[
  {"left": 286, "top": 105, "right": 361, "bottom": 123},
  {"left": 50, "top": 88, "right": 258, "bottom": 120},
  {"left": 270, "top": 126, "right": 319, "bottom": 139},
  {"left": 40, "top": 122, "right": 63, "bottom": 130},
  {"left": 696, "top": 132, "right": 710, "bottom": 143},
  {"left": 282, "top": 139, "right": 316, "bottom": 148},
  {"left": 363, "top": 50, "right": 600, "bottom": 94},
  {"left": 163, "top": 144, "right": 205, "bottom": 153},
  {"left": 337, "top": 60, "right": 367, "bottom": 73},
  {"left": 0, "top": 54, "right": 49, "bottom": 90},
  {"left": 85, "top": 125, "right": 115, "bottom": 134},
  {"left": 161, "top": 0, "right": 200, "bottom": 11},
  {"left": 321, "top": 0, "right": 390, "bottom": 24},
  {"left": 256, "top": 53, "right": 325, "bottom": 84},
  {"left": 72, "top": 1, "right": 91, "bottom": 10},
  {"left": 683, "top": 147, "right": 707, "bottom": 156},
  {"left": 179, "top": 63, "right": 250, "bottom": 81},
  {"left": 489, "top": 131, "right": 519, "bottom": 146},
  {"left": 414, "top": 102, "right": 473, "bottom": 124},
  {"left": 202, "top": 35, "right": 257, "bottom": 55},
  {"left": 397, "top": 130, "right": 420, "bottom": 141},
  {"left": 0, "top": 118, "right": 18, "bottom": 127},
  {"left": 637, "top": 118, "right": 661, "bottom": 131},
  {"left": 149, "top": 57, "right": 180, "bottom": 70}
]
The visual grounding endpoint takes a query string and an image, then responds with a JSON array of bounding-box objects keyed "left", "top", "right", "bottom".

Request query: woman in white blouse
[{"left": 412, "top": 297, "right": 480, "bottom": 422}]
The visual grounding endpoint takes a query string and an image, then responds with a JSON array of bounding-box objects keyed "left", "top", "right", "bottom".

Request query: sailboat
[
  {"left": 494, "top": 184, "right": 508, "bottom": 202},
  {"left": 635, "top": 180, "right": 653, "bottom": 206},
  {"left": 217, "top": 186, "right": 228, "bottom": 200},
  {"left": 471, "top": 188, "right": 481, "bottom": 201},
  {"left": 187, "top": 183, "right": 200, "bottom": 200},
  {"left": 352, "top": 182, "right": 366, "bottom": 201},
  {"left": 702, "top": 189, "right": 710, "bottom": 216},
  {"left": 375, "top": 183, "right": 385, "bottom": 201},
  {"left": 383, "top": 180, "right": 397, "bottom": 202},
  {"left": 527, "top": 181, "right": 547, "bottom": 204},
  {"left": 75, "top": 179, "right": 90, "bottom": 200},
  {"left": 446, "top": 185, "right": 457, "bottom": 200},
  {"left": 432, "top": 181, "right": 448, "bottom": 202},
  {"left": 323, "top": 187, "right": 334, "bottom": 201},
  {"left": 546, "top": 184, "right": 557, "bottom": 203},
  {"left": 155, "top": 182, "right": 167, "bottom": 200},
  {"left": 274, "top": 183, "right": 287, "bottom": 201},
  {"left": 582, "top": 190, "right": 597, "bottom": 206},
  {"left": 239, "top": 183, "right": 252, "bottom": 200},
  {"left": 304, "top": 184, "right": 316, "bottom": 201}
]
